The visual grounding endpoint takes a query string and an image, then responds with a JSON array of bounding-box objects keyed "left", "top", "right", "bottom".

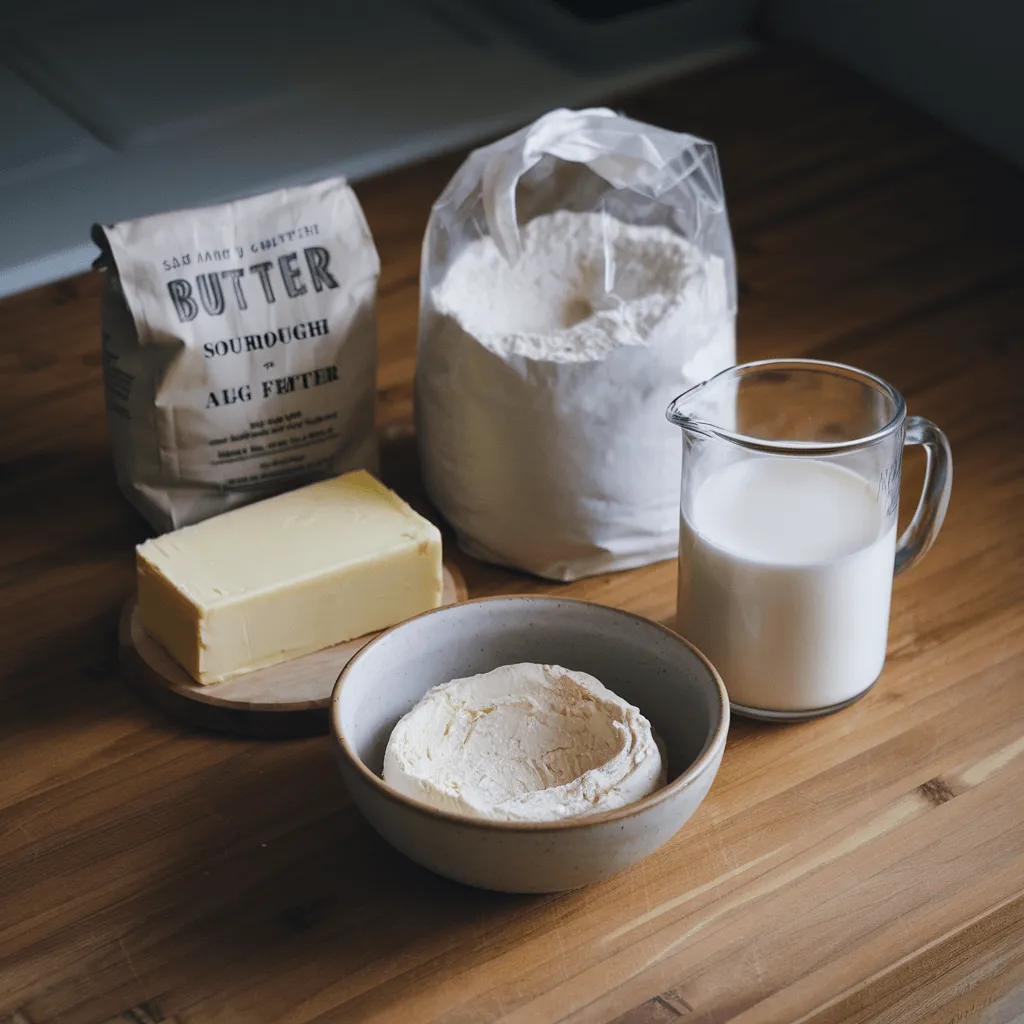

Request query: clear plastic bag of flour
[
  {"left": 416, "top": 107, "right": 737, "bottom": 581},
  {"left": 94, "top": 177, "right": 379, "bottom": 532}
]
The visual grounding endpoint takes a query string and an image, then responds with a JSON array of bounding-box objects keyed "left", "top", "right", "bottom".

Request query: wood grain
[
  {"left": 118, "top": 563, "right": 467, "bottom": 738},
  {"left": 1, "top": 46, "right": 1023, "bottom": 1024}
]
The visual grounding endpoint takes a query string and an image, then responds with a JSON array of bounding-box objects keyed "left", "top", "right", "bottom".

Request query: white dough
[{"left": 383, "top": 663, "right": 665, "bottom": 822}]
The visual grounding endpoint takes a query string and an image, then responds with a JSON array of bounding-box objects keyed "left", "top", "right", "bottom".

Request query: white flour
[
  {"left": 417, "top": 209, "right": 735, "bottom": 581},
  {"left": 432, "top": 211, "right": 728, "bottom": 364}
]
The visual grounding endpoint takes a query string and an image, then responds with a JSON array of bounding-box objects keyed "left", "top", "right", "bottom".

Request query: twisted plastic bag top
[{"left": 425, "top": 107, "right": 734, "bottom": 308}]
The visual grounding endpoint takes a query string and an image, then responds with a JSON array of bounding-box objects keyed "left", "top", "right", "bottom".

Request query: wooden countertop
[{"left": 2, "top": 47, "right": 1023, "bottom": 1024}]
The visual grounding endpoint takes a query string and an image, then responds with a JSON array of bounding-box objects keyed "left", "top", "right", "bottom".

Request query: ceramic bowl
[{"left": 330, "top": 596, "right": 728, "bottom": 893}]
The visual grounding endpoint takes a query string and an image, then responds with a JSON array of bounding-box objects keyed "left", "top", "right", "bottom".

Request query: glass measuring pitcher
[{"left": 666, "top": 359, "right": 952, "bottom": 721}]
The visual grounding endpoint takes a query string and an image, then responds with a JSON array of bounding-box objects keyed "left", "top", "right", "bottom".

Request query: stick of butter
[{"left": 136, "top": 470, "right": 443, "bottom": 684}]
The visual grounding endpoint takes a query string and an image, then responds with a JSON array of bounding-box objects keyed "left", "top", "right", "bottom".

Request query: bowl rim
[{"left": 329, "top": 594, "right": 730, "bottom": 833}]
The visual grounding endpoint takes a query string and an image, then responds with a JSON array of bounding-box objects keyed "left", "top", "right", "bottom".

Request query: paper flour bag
[
  {"left": 416, "top": 108, "right": 737, "bottom": 581},
  {"left": 94, "top": 177, "right": 379, "bottom": 532}
]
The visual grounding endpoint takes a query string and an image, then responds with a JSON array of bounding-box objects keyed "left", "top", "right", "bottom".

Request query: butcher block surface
[{"left": 1, "top": 47, "right": 1023, "bottom": 1024}]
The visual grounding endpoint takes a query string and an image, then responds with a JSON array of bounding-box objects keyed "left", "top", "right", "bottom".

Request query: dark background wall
[
  {"left": 766, "top": 0, "right": 1024, "bottom": 168},
  {"left": 1, "top": 0, "right": 1021, "bottom": 296}
]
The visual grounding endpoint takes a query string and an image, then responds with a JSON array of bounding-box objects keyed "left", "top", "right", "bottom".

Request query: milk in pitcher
[{"left": 678, "top": 456, "right": 897, "bottom": 713}]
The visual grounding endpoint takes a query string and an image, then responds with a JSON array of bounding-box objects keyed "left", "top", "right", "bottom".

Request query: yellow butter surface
[{"left": 137, "top": 471, "right": 443, "bottom": 684}]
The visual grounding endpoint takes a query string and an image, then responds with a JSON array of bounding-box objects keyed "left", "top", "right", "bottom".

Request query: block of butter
[{"left": 136, "top": 471, "right": 443, "bottom": 684}]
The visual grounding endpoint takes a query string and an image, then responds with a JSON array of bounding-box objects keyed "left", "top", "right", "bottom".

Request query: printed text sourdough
[{"left": 96, "top": 175, "right": 380, "bottom": 530}]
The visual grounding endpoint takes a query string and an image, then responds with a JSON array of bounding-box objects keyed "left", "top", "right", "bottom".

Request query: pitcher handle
[{"left": 894, "top": 416, "right": 952, "bottom": 576}]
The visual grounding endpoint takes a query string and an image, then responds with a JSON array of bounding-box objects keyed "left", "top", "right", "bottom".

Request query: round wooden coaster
[{"left": 119, "top": 562, "right": 467, "bottom": 738}]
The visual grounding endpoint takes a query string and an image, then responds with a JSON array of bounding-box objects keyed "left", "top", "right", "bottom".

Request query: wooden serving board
[{"left": 119, "top": 562, "right": 467, "bottom": 738}]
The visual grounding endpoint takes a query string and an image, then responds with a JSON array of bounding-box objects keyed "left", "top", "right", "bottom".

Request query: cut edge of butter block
[{"left": 136, "top": 471, "right": 443, "bottom": 685}]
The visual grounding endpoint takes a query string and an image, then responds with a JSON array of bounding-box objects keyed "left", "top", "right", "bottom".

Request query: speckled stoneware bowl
[{"left": 330, "top": 596, "right": 729, "bottom": 893}]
